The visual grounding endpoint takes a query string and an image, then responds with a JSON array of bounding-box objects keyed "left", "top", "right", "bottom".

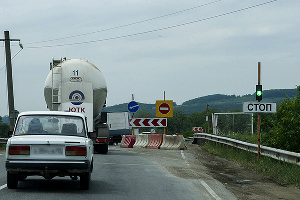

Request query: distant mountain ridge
[
  {"left": 2, "top": 89, "right": 297, "bottom": 121},
  {"left": 103, "top": 88, "right": 298, "bottom": 115}
]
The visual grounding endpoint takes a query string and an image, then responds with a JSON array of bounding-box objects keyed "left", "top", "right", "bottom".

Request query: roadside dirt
[{"left": 186, "top": 143, "right": 300, "bottom": 200}]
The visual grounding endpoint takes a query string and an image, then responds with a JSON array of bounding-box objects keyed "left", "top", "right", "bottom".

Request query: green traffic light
[
  {"left": 256, "top": 84, "right": 262, "bottom": 101},
  {"left": 257, "top": 90, "right": 262, "bottom": 96}
]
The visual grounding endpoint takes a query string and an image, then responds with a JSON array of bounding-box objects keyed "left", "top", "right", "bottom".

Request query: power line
[
  {"left": 27, "top": 0, "right": 277, "bottom": 49},
  {"left": 0, "top": 42, "right": 23, "bottom": 70},
  {"left": 25, "top": 0, "right": 222, "bottom": 45}
]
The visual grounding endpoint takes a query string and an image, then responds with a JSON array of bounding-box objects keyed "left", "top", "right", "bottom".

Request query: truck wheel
[
  {"left": 96, "top": 144, "right": 108, "bottom": 154},
  {"left": 7, "top": 172, "right": 18, "bottom": 189},
  {"left": 101, "top": 145, "right": 108, "bottom": 154},
  {"left": 80, "top": 172, "right": 91, "bottom": 190}
]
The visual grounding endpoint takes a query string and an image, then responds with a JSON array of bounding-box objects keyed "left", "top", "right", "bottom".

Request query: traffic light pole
[{"left": 257, "top": 62, "right": 261, "bottom": 161}]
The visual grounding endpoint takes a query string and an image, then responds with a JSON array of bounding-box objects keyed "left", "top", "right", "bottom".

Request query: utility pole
[{"left": 0, "top": 31, "right": 20, "bottom": 133}]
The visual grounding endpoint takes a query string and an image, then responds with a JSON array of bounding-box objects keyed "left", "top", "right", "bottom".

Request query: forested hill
[
  {"left": 103, "top": 88, "right": 298, "bottom": 115},
  {"left": 1, "top": 88, "right": 298, "bottom": 123},
  {"left": 180, "top": 88, "right": 297, "bottom": 114}
]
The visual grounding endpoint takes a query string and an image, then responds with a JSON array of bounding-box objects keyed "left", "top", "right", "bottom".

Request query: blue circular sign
[
  {"left": 69, "top": 90, "right": 85, "bottom": 105},
  {"left": 128, "top": 101, "right": 139, "bottom": 113}
]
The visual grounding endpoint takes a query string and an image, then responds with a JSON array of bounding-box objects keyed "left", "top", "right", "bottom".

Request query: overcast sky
[{"left": 0, "top": 0, "right": 299, "bottom": 116}]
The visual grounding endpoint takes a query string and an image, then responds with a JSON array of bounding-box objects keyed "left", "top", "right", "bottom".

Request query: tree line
[
  {"left": 1, "top": 87, "right": 299, "bottom": 153},
  {"left": 0, "top": 116, "right": 9, "bottom": 138},
  {"left": 259, "top": 86, "right": 300, "bottom": 152}
]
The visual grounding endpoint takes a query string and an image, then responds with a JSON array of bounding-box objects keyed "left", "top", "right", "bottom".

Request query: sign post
[
  {"left": 243, "top": 63, "right": 278, "bottom": 161},
  {"left": 257, "top": 62, "right": 261, "bottom": 161},
  {"left": 156, "top": 91, "right": 173, "bottom": 134},
  {"left": 128, "top": 94, "right": 139, "bottom": 135}
]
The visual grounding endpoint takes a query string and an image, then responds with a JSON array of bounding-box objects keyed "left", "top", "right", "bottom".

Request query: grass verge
[
  {"left": 222, "top": 132, "right": 257, "bottom": 144},
  {"left": 0, "top": 144, "right": 6, "bottom": 150},
  {"left": 202, "top": 141, "right": 300, "bottom": 188}
]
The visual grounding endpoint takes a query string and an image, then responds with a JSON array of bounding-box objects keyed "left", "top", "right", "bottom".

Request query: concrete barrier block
[
  {"left": 134, "top": 134, "right": 150, "bottom": 148},
  {"left": 147, "top": 134, "right": 163, "bottom": 149},
  {"left": 120, "top": 135, "right": 136, "bottom": 148},
  {"left": 161, "top": 135, "right": 186, "bottom": 150},
  {"left": 160, "top": 135, "right": 176, "bottom": 150}
]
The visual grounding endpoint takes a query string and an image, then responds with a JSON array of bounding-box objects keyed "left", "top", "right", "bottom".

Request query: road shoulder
[{"left": 186, "top": 143, "right": 300, "bottom": 200}]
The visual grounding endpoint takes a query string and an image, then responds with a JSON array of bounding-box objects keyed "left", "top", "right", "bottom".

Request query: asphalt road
[{"left": 0, "top": 145, "right": 237, "bottom": 200}]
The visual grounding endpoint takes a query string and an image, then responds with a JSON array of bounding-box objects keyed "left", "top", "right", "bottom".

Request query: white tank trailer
[{"left": 44, "top": 58, "right": 109, "bottom": 154}]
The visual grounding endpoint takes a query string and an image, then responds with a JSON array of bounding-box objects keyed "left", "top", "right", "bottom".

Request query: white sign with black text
[{"left": 243, "top": 102, "right": 277, "bottom": 113}]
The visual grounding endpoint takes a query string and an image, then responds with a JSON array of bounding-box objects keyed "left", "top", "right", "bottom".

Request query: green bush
[
  {"left": 261, "top": 86, "right": 300, "bottom": 152},
  {"left": 0, "top": 116, "right": 9, "bottom": 138}
]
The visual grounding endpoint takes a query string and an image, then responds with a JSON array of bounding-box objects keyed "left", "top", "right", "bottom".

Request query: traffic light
[{"left": 256, "top": 84, "right": 262, "bottom": 101}]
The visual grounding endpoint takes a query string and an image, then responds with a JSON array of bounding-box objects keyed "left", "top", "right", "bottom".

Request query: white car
[{"left": 5, "top": 111, "right": 94, "bottom": 190}]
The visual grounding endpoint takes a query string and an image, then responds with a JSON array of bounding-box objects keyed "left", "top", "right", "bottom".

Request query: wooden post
[
  {"left": 132, "top": 94, "right": 135, "bottom": 135},
  {"left": 164, "top": 91, "right": 166, "bottom": 135}
]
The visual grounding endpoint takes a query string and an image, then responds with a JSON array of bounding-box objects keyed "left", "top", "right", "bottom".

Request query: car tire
[
  {"left": 80, "top": 172, "right": 91, "bottom": 190},
  {"left": 90, "top": 160, "right": 93, "bottom": 173},
  {"left": 7, "top": 172, "right": 18, "bottom": 189}
]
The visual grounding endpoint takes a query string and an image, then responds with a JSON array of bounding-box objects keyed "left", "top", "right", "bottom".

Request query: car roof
[{"left": 18, "top": 111, "right": 86, "bottom": 118}]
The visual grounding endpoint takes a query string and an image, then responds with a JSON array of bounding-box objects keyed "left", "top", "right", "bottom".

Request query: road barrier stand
[{"left": 119, "top": 134, "right": 186, "bottom": 150}]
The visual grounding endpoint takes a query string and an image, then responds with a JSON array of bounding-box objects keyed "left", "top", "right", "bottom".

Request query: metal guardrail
[
  {"left": 194, "top": 133, "right": 300, "bottom": 166},
  {"left": 0, "top": 138, "right": 8, "bottom": 144}
]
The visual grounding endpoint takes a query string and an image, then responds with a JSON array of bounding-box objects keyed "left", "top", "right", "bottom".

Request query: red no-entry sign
[
  {"left": 158, "top": 103, "right": 170, "bottom": 114},
  {"left": 156, "top": 100, "right": 173, "bottom": 117}
]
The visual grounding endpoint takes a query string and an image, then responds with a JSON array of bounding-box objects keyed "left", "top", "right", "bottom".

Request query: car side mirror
[{"left": 8, "top": 130, "right": 13, "bottom": 137}]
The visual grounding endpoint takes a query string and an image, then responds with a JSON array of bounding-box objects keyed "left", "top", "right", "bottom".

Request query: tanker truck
[{"left": 44, "top": 58, "right": 109, "bottom": 154}]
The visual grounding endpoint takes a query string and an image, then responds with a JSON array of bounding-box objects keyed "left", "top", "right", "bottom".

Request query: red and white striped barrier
[
  {"left": 120, "top": 135, "right": 136, "bottom": 148},
  {"left": 129, "top": 118, "right": 167, "bottom": 127},
  {"left": 147, "top": 134, "right": 163, "bottom": 149}
]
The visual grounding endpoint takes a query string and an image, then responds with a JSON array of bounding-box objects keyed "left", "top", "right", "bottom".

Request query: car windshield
[{"left": 14, "top": 115, "right": 86, "bottom": 137}]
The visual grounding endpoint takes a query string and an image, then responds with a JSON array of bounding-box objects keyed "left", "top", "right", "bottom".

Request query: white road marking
[
  {"left": 0, "top": 184, "right": 7, "bottom": 190},
  {"left": 180, "top": 150, "right": 222, "bottom": 200},
  {"left": 180, "top": 151, "right": 186, "bottom": 159},
  {"left": 200, "top": 180, "right": 222, "bottom": 200}
]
